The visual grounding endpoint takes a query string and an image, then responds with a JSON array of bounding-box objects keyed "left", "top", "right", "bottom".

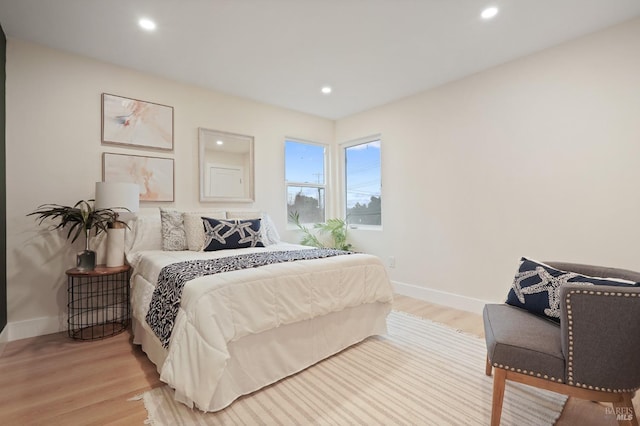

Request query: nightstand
[{"left": 65, "top": 264, "right": 131, "bottom": 340}]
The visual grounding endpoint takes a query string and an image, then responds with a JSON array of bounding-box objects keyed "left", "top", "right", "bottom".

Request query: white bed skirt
[{"left": 132, "top": 300, "right": 391, "bottom": 412}]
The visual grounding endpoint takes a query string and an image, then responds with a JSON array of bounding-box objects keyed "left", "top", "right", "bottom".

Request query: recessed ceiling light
[
  {"left": 321, "top": 86, "right": 332, "bottom": 95},
  {"left": 139, "top": 18, "right": 157, "bottom": 31},
  {"left": 481, "top": 7, "right": 499, "bottom": 20},
  {"left": 216, "top": 140, "right": 224, "bottom": 145}
]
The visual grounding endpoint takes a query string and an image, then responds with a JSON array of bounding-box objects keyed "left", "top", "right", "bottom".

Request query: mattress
[{"left": 130, "top": 243, "right": 394, "bottom": 412}]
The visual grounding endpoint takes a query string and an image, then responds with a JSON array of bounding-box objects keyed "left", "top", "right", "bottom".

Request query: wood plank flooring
[{"left": 0, "top": 295, "right": 633, "bottom": 425}]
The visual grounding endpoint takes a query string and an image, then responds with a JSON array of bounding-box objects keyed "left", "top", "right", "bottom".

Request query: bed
[{"left": 126, "top": 210, "right": 394, "bottom": 412}]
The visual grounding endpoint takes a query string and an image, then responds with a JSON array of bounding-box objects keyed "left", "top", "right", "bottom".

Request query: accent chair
[{"left": 483, "top": 261, "right": 640, "bottom": 426}]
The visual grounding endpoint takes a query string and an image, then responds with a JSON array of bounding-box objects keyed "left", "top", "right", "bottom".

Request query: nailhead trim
[
  {"left": 565, "top": 289, "right": 639, "bottom": 393},
  {"left": 492, "top": 362, "right": 561, "bottom": 383}
]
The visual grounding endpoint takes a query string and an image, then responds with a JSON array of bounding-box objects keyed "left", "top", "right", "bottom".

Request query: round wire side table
[{"left": 65, "top": 264, "right": 131, "bottom": 340}]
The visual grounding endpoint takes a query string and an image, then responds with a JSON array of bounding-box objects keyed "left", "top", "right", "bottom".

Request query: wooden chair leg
[
  {"left": 485, "top": 356, "right": 493, "bottom": 376},
  {"left": 613, "top": 393, "right": 638, "bottom": 426},
  {"left": 491, "top": 368, "right": 507, "bottom": 426}
]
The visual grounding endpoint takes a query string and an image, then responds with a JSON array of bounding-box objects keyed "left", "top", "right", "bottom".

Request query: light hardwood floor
[{"left": 0, "top": 295, "right": 631, "bottom": 425}]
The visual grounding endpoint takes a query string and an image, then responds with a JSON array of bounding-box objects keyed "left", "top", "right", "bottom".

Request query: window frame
[
  {"left": 340, "top": 134, "right": 383, "bottom": 230},
  {"left": 284, "top": 138, "right": 330, "bottom": 226}
]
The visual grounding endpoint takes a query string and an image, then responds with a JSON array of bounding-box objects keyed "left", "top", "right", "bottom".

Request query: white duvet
[{"left": 130, "top": 243, "right": 394, "bottom": 411}]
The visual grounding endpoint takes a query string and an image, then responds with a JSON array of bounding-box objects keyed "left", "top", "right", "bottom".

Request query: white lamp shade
[{"left": 95, "top": 182, "right": 140, "bottom": 214}]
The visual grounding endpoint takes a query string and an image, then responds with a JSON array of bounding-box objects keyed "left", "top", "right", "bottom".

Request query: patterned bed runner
[{"left": 146, "top": 249, "right": 352, "bottom": 348}]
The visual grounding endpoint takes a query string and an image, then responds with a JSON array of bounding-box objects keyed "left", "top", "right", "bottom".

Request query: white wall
[
  {"left": 335, "top": 18, "right": 640, "bottom": 307},
  {"left": 5, "top": 39, "right": 333, "bottom": 340},
  {"left": 6, "top": 17, "right": 640, "bottom": 340}
]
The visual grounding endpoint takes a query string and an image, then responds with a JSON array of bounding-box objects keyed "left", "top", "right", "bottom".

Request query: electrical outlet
[{"left": 388, "top": 256, "right": 396, "bottom": 269}]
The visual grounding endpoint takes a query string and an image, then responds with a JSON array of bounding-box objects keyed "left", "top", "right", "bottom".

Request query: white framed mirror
[{"left": 199, "top": 128, "right": 255, "bottom": 203}]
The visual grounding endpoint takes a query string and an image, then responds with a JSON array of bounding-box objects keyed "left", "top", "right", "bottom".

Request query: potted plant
[
  {"left": 289, "top": 211, "right": 353, "bottom": 251},
  {"left": 28, "top": 199, "right": 126, "bottom": 271}
]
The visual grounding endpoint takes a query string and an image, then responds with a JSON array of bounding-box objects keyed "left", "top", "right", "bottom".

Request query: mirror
[{"left": 199, "top": 128, "right": 255, "bottom": 203}]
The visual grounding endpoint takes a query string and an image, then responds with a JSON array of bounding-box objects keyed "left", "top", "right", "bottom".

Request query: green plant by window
[{"left": 289, "top": 211, "right": 352, "bottom": 251}]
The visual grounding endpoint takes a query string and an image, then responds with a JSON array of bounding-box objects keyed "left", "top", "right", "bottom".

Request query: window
[
  {"left": 285, "top": 140, "right": 326, "bottom": 224},
  {"left": 344, "top": 138, "right": 381, "bottom": 226}
]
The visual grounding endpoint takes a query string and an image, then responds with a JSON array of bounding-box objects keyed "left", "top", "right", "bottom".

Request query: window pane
[
  {"left": 287, "top": 186, "right": 326, "bottom": 224},
  {"left": 345, "top": 140, "right": 381, "bottom": 226},
  {"left": 285, "top": 141, "right": 325, "bottom": 184}
]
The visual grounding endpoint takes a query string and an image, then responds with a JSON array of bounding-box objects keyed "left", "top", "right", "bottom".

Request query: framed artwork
[
  {"left": 103, "top": 153, "right": 174, "bottom": 202},
  {"left": 101, "top": 93, "right": 174, "bottom": 150}
]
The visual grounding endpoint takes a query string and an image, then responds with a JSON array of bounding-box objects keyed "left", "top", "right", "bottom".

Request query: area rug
[{"left": 139, "top": 311, "right": 567, "bottom": 425}]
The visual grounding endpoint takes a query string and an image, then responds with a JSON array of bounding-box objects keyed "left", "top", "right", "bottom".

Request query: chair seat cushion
[{"left": 484, "top": 304, "right": 565, "bottom": 381}]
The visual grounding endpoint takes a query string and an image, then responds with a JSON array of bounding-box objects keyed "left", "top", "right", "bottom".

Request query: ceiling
[{"left": 1, "top": 1, "right": 640, "bottom": 120}]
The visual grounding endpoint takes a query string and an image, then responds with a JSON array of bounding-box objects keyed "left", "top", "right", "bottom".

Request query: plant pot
[
  {"left": 76, "top": 227, "right": 96, "bottom": 271},
  {"left": 76, "top": 249, "right": 96, "bottom": 271}
]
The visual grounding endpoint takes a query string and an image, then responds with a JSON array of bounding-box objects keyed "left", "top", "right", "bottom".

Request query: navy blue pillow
[
  {"left": 202, "top": 217, "right": 264, "bottom": 251},
  {"left": 506, "top": 257, "right": 639, "bottom": 322}
]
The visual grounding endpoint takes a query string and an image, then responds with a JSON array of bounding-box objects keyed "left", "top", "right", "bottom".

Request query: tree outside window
[
  {"left": 345, "top": 139, "right": 381, "bottom": 226},
  {"left": 285, "top": 140, "right": 326, "bottom": 224}
]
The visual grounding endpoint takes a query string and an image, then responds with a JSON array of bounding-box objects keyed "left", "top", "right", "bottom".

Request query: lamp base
[{"left": 106, "top": 227, "right": 125, "bottom": 267}]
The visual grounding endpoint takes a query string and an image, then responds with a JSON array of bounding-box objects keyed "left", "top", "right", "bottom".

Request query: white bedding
[{"left": 129, "top": 243, "right": 394, "bottom": 412}]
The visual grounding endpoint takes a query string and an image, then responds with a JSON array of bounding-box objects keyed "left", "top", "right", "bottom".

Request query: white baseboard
[
  {"left": 0, "top": 325, "right": 8, "bottom": 346},
  {"left": 392, "top": 280, "right": 489, "bottom": 315},
  {"left": 5, "top": 316, "right": 65, "bottom": 342}
]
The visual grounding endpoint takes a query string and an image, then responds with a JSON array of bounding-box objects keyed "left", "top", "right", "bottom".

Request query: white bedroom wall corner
[
  {"left": 5, "top": 314, "right": 65, "bottom": 341},
  {"left": 5, "top": 39, "right": 334, "bottom": 339},
  {"left": 337, "top": 17, "right": 640, "bottom": 309},
  {"left": 392, "top": 280, "right": 491, "bottom": 315}
]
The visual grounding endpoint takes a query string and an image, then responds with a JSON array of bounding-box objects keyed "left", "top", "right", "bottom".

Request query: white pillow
[
  {"left": 183, "top": 210, "right": 227, "bottom": 251},
  {"left": 124, "top": 214, "right": 163, "bottom": 264},
  {"left": 225, "top": 211, "right": 261, "bottom": 220},
  {"left": 226, "top": 211, "right": 281, "bottom": 245},
  {"left": 260, "top": 213, "right": 281, "bottom": 245}
]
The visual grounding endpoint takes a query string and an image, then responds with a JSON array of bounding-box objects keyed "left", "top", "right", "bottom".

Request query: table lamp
[{"left": 95, "top": 182, "right": 140, "bottom": 267}]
